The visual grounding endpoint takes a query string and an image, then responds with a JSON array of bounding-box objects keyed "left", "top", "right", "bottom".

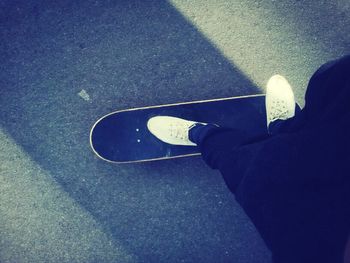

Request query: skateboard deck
[{"left": 90, "top": 94, "right": 267, "bottom": 163}]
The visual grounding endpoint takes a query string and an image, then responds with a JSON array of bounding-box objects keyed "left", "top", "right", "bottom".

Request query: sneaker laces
[
  {"left": 268, "top": 99, "right": 290, "bottom": 122},
  {"left": 168, "top": 122, "right": 190, "bottom": 140}
]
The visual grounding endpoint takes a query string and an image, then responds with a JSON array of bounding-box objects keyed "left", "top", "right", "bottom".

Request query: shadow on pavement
[{"left": 0, "top": 1, "right": 270, "bottom": 262}]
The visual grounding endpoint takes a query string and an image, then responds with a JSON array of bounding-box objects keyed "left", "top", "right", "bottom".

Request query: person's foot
[
  {"left": 266, "top": 74, "right": 296, "bottom": 130},
  {"left": 147, "top": 116, "right": 207, "bottom": 146}
]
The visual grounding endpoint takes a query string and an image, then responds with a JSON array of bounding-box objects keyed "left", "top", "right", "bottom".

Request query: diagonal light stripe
[{"left": 169, "top": 0, "right": 347, "bottom": 106}]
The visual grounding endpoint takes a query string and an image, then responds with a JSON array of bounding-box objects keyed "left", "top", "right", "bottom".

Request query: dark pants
[{"left": 191, "top": 55, "right": 350, "bottom": 263}]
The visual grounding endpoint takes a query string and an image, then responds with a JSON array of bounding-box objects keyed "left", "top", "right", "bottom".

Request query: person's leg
[
  {"left": 191, "top": 126, "right": 269, "bottom": 192},
  {"left": 190, "top": 74, "right": 298, "bottom": 191},
  {"left": 148, "top": 116, "right": 270, "bottom": 193},
  {"left": 303, "top": 54, "right": 350, "bottom": 125}
]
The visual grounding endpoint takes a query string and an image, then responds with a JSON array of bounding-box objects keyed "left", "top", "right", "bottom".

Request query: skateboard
[{"left": 90, "top": 94, "right": 267, "bottom": 163}]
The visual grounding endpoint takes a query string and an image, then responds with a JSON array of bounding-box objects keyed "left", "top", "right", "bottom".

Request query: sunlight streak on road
[{"left": 169, "top": 0, "right": 346, "bottom": 106}]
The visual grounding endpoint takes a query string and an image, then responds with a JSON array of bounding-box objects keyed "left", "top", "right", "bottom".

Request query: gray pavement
[{"left": 0, "top": 0, "right": 349, "bottom": 262}]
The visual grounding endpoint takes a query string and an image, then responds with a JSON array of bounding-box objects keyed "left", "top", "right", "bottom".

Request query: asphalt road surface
[{"left": 1, "top": 0, "right": 349, "bottom": 262}]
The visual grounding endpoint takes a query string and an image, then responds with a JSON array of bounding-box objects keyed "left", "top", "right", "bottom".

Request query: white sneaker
[
  {"left": 266, "top": 74, "right": 296, "bottom": 129},
  {"left": 147, "top": 116, "right": 207, "bottom": 146}
]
